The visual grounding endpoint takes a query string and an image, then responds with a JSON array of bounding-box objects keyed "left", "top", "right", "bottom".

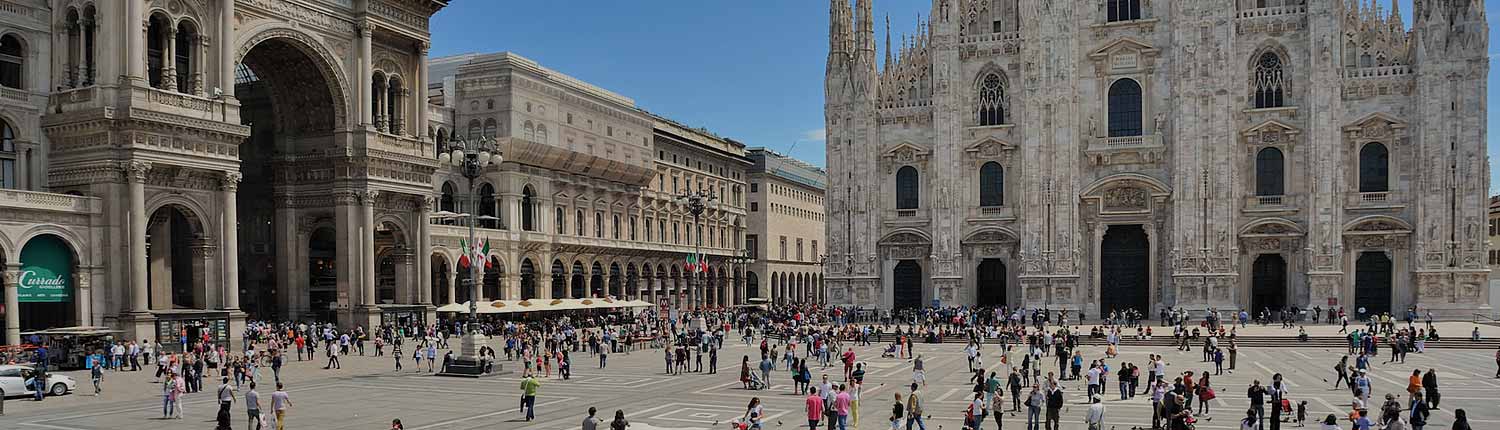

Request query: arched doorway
[
  {"left": 235, "top": 33, "right": 346, "bottom": 320},
  {"left": 520, "top": 258, "right": 537, "bottom": 299},
  {"left": 977, "top": 259, "right": 1007, "bottom": 307},
  {"left": 376, "top": 253, "right": 396, "bottom": 304},
  {"left": 482, "top": 256, "right": 502, "bottom": 300},
  {"left": 1354, "top": 251, "right": 1392, "bottom": 319},
  {"left": 591, "top": 262, "right": 605, "bottom": 298},
  {"left": 17, "top": 234, "right": 78, "bottom": 331},
  {"left": 374, "top": 221, "right": 407, "bottom": 304},
  {"left": 146, "top": 205, "right": 207, "bottom": 310},
  {"left": 609, "top": 263, "right": 622, "bottom": 298},
  {"left": 550, "top": 260, "right": 566, "bottom": 299},
  {"left": 307, "top": 227, "right": 337, "bottom": 322},
  {"left": 1250, "top": 254, "right": 1287, "bottom": 313},
  {"left": 745, "top": 272, "right": 759, "bottom": 300},
  {"left": 893, "top": 260, "right": 923, "bottom": 309},
  {"left": 1100, "top": 224, "right": 1149, "bottom": 315},
  {"left": 431, "top": 254, "right": 450, "bottom": 304}
]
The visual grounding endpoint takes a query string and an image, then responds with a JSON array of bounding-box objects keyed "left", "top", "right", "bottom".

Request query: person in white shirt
[
  {"left": 1085, "top": 396, "right": 1106, "bottom": 430},
  {"left": 1085, "top": 365, "right": 1102, "bottom": 399}
]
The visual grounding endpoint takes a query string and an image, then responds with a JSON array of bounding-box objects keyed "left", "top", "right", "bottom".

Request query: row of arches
[
  {"left": 762, "top": 271, "right": 823, "bottom": 305},
  {"left": 0, "top": 233, "right": 83, "bottom": 338},
  {"left": 145, "top": 12, "right": 202, "bottom": 94},
  {"left": 427, "top": 254, "right": 755, "bottom": 308}
]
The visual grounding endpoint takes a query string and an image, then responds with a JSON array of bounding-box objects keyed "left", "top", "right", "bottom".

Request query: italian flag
[
  {"left": 457, "top": 238, "right": 492, "bottom": 269},
  {"left": 684, "top": 254, "right": 707, "bottom": 273}
]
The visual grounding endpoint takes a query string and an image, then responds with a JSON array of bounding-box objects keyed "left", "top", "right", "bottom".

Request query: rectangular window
[
  {"left": 659, "top": 219, "right": 666, "bottom": 242},
  {"left": 750, "top": 183, "right": 758, "bottom": 193},
  {"left": 746, "top": 234, "right": 758, "bottom": 259},
  {"left": 992, "top": 20, "right": 1003, "bottom": 33},
  {"left": 750, "top": 202, "right": 758, "bottom": 212},
  {"left": 779, "top": 236, "right": 787, "bottom": 260},
  {"left": 644, "top": 217, "right": 653, "bottom": 242},
  {"left": 629, "top": 216, "right": 638, "bottom": 241},
  {"left": 811, "top": 240, "right": 818, "bottom": 260},
  {"left": 673, "top": 222, "right": 680, "bottom": 244},
  {"left": 796, "top": 238, "right": 804, "bottom": 261}
]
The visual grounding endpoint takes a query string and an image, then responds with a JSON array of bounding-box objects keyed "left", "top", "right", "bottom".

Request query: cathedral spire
[
  {"left": 856, "top": 0, "right": 875, "bottom": 53},
  {"left": 829, "top": 0, "right": 852, "bottom": 56}
]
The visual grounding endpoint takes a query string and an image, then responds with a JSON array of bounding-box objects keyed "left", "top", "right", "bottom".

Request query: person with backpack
[{"left": 1044, "top": 385, "right": 1064, "bottom": 430}]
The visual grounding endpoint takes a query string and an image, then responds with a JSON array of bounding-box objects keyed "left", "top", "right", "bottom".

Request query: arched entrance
[
  {"left": 1250, "top": 254, "right": 1287, "bottom": 313},
  {"left": 482, "top": 256, "right": 502, "bottom": 300},
  {"left": 17, "top": 234, "right": 78, "bottom": 331},
  {"left": 893, "top": 260, "right": 923, "bottom": 309},
  {"left": 1354, "top": 251, "right": 1392, "bottom": 319},
  {"left": 590, "top": 262, "right": 604, "bottom": 298},
  {"left": 609, "top": 263, "right": 622, "bottom": 298},
  {"left": 745, "top": 272, "right": 759, "bottom": 300},
  {"left": 146, "top": 204, "right": 208, "bottom": 310},
  {"left": 307, "top": 227, "right": 337, "bottom": 322},
  {"left": 1100, "top": 224, "right": 1149, "bottom": 315},
  {"left": 235, "top": 32, "right": 347, "bottom": 320},
  {"left": 520, "top": 258, "right": 537, "bottom": 299},
  {"left": 431, "top": 254, "right": 450, "bottom": 304},
  {"left": 977, "top": 259, "right": 1007, "bottom": 307},
  {"left": 571, "top": 262, "right": 586, "bottom": 298},
  {"left": 550, "top": 260, "right": 566, "bottom": 299}
]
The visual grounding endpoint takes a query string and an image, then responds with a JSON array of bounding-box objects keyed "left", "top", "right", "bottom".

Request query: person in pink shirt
[
  {"left": 805, "top": 387, "right": 824, "bottom": 429},
  {"left": 833, "top": 384, "right": 853, "bottom": 430},
  {"left": 842, "top": 348, "right": 857, "bottom": 381}
]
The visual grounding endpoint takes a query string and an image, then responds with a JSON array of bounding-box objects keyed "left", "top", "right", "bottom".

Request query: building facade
[
  {"left": 824, "top": 0, "right": 1491, "bottom": 318},
  {"left": 744, "top": 148, "right": 827, "bottom": 305},
  {"left": 425, "top": 52, "right": 751, "bottom": 311},
  {"left": 0, "top": 0, "right": 447, "bottom": 346}
]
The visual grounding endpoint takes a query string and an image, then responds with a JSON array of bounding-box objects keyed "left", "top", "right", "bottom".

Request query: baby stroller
[
  {"left": 747, "top": 371, "right": 768, "bottom": 390},
  {"left": 881, "top": 343, "right": 898, "bottom": 358}
]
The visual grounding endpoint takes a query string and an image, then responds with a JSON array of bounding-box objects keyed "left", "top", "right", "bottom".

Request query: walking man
[
  {"left": 217, "top": 377, "right": 236, "bottom": 429},
  {"left": 246, "top": 382, "right": 263, "bottom": 430},
  {"left": 520, "top": 371, "right": 541, "bottom": 422},
  {"left": 271, "top": 383, "right": 291, "bottom": 430}
]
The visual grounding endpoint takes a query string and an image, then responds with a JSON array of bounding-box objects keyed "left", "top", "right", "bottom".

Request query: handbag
[{"left": 1199, "top": 387, "right": 1216, "bottom": 401}]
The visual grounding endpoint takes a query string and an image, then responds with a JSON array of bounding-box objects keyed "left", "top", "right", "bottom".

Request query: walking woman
[
  {"left": 740, "top": 356, "right": 752, "bottom": 389},
  {"left": 743, "top": 397, "right": 765, "bottom": 430},
  {"left": 1196, "top": 371, "right": 1214, "bottom": 416},
  {"left": 1333, "top": 355, "right": 1349, "bottom": 389},
  {"left": 393, "top": 343, "right": 403, "bottom": 371}
]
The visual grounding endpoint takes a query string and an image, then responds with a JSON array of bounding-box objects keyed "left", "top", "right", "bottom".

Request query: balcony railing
[
  {"left": 0, "top": 189, "right": 100, "bottom": 213},
  {"left": 1236, "top": 4, "right": 1306, "bottom": 19},
  {"left": 1256, "top": 195, "right": 1283, "bottom": 206},
  {"left": 1359, "top": 192, "right": 1389, "bottom": 203},
  {"left": 1343, "top": 66, "right": 1411, "bottom": 80},
  {"left": 896, "top": 209, "right": 917, "bottom": 217}
]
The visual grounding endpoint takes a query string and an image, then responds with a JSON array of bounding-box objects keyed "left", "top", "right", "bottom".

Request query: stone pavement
[{"left": 1, "top": 327, "right": 1498, "bottom": 430}]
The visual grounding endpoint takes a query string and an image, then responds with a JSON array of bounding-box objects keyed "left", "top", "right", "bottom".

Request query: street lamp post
[
  {"left": 676, "top": 189, "right": 715, "bottom": 310},
  {"left": 436, "top": 135, "right": 498, "bottom": 376}
]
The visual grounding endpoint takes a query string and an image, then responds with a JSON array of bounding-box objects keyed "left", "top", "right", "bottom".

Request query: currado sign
[{"left": 18, "top": 235, "right": 73, "bottom": 303}]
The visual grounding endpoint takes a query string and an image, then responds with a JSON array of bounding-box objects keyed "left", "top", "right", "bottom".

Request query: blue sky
[{"left": 431, "top": 0, "right": 1500, "bottom": 189}]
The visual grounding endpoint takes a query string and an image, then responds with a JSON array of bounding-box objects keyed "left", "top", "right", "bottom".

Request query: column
[
  {"left": 393, "top": 253, "right": 412, "bottom": 303},
  {"left": 124, "top": 0, "right": 144, "bottom": 79},
  {"left": 161, "top": 26, "right": 176, "bottom": 89},
  {"left": 447, "top": 268, "right": 458, "bottom": 304},
  {"left": 68, "top": 21, "right": 83, "bottom": 86},
  {"left": 417, "top": 197, "right": 433, "bottom": 304},
  {"left": 361, "top": 191, "right": 378, "bottom": 307},
  {"left": 220, "top": 172, "right": 241, "bottom": 310},
  {"left": 415, "top": 41, "right": 429, "bottom": 140},
  {"left": 127, "top": 161, "right": 151, "bottom": 313},
  {"left": 218, "top": 0, "right": 234, "bottom": 97},
  {"left": 74, "top": 270, "right": 93, "bottom": 326},
  {"left": 358, "top": 20, "right": 374, "bottom": 126},
  {"left": 5, "top": 265, "right": 20, "bottom": 345}
]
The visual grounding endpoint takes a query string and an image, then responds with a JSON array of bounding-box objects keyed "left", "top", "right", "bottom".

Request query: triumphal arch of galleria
[{"left": 0, "top": 0, "right": 450, "bottom": 346}]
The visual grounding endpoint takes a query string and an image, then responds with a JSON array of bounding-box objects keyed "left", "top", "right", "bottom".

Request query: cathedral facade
[{"left": 824, "top": 0, "right": 1492, "bottom": 318}]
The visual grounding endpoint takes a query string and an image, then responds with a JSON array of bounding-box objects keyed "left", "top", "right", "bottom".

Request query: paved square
[{"left": 2, "top": 323, "right": 1498, "bottom": 430}]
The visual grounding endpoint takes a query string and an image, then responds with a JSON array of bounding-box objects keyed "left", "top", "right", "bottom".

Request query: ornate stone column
[
  {"left": 4, "top": 265, "right": 20, "bottom": 345},
  {"left": 361, "top": 191, "right": 378, "bottom": 307},
  {"left": 127, "top": 161, "right": 151, "bottom": 313},
  {"left": 191, "top": 240, "right": 218, "bottom": 309},
  {"left": 125, "top": 0, "right": 144, "bottom": 80},
  {"left": 219, "top": 0, "right": 234, "bottom": 97},
  {"left": 358, "top": 20, "right": 374, "bottom": 126},
  {"left": 415, "top": 41, "right": 429, "bottom": 140},
  {"left": 161, "top": 26, "right": 177, "bottom": 90},
  {"left": 417, "top": 196, "right": 433, "bottom": 305},
  {"left": 220, "top": 172, "right": 241, "bottom": 310}
]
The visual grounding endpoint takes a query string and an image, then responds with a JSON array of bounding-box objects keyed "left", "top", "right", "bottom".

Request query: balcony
[
  {"left": 1346, "top": 191, "right": 1404, "bottom": 210},
  {"left": 884, "top": 208, "right": 930, "bottom": 227},
  {"left": 0, "top": 189, "right": 101, "bottom": 215},
  {"left": 1242, "top": 194, "right": 1299, "bottom": 214},
  {"left": 1085, "top": 134, "right": 1165, "bottom": 166},
  {"left": 0, "top": 86, "right": 33, "bottom": 104}
]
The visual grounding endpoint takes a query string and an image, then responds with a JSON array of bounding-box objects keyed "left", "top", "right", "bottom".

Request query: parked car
[{"left": 0, "top": 364, "right": 76, "bottom": 397}]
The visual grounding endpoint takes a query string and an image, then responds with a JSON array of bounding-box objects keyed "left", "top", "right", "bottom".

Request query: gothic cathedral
[{"left": 823, "top": 0, "right": 1491, "bottom": 318}]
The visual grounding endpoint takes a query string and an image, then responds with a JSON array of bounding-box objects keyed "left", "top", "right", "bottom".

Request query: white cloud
[{"left": 801, "top": 128, "right": 827, "bottom": 142}]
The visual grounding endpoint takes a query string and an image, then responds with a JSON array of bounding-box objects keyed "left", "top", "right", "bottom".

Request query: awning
[{"left": 435, "top": 302, "right": 468, "bottom": 313}]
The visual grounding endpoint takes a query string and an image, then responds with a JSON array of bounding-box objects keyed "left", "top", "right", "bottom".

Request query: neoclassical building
[
  {"left": 744, "top": 148, "right": 828, "bottom": 305},
  {"left": 424, "top": 52, "right": 751, "bottom": 311},
  {"left": 0, "top": 0, "right": 447, "bottom": 347},
  {"left": 824, "top": 0, "right": 1492, "bottom": 318}
]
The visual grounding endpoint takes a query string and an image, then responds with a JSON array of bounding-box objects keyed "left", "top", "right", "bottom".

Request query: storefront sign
[{"left": 19, "top": 236, "right": 73, "bottom": 303}]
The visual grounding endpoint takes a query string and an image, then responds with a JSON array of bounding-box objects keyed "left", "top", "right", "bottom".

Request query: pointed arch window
[
  {"left": 1255, "top": 147, "right": 1285, "bottom": 196},
  {"left": 976, "top": 72, "right": 1007, "bottom": 126},
  {"left": 1107, "top": 78, "right": 1143, "bottom": 137},
  {"left": 1358, "top": 142, "right": 1389, "bottom": 193},
  {"left": 895, "top": 166, "right": 919, "bottom": 210},
  {"left": 1106, "top": 0, "right": 1141, "bottom": 22},
  {"left": 1254, "top": 52, "right": 1285, "bottom": 109},
  {"left": 979, "top": 161, "right": 1005, "bottom": 207},
  {"left": 524, "top": 121, "right": 535, "bottom": 141}
]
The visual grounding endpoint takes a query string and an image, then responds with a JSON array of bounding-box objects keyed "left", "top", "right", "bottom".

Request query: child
[{"left": 1296, "top": 400, "right": 1308, "bottom": 426}]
